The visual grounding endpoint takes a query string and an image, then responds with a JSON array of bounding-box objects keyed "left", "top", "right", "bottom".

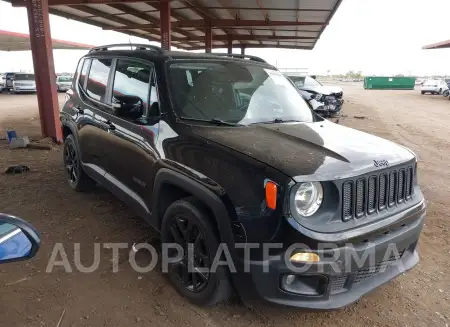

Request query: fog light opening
[{"left": 285, "top": 274, "right": 296, "bottom": 285}]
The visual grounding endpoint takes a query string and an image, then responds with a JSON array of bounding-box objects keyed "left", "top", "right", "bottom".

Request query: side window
[
  {"left": 78, "top": 59, "right": 90, "bottom": 89},
  {"left": 112, "top": 60, "right": 153, "bottom": 119},
  {"left": 86, "top": 58, "right": 112, "bottom": 102}
]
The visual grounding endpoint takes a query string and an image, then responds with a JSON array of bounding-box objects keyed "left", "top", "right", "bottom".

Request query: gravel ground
[{"left": 0, "top": 87, "right": 449, "bottom": 327}]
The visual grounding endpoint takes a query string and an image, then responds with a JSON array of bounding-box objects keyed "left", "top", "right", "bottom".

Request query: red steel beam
[
  {"left": 173, "top": 19, "right": 325, "bottom": 28},
  {"left": 26, "top": 0, "right": 62, "bottom": 141},
  {"left": 205, "top": 19, "right": 212, "bottom": 53},
  {"left": 227, "top": 34, "right": 232, "bottom": 54},
  {"left": 160, "top": 0, "right": 171, "bottom": 50},
  {"left": 148, "top": 1, "right": 200, "bottom": 39},
  {"left": 188, "top": 44, "right": 312, "bottom": 51},
  {"left": 107, "top": 19, "right": 325, "bottom": 30},
  {"left": 175, "top": 6, "right": 332, "bottom": 12},
  {"left": 180, "top": 35, "right": 316, "bottom": 41}
]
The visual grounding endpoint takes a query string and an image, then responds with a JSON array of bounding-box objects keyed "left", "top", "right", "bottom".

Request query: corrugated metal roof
[{"left": 11, "top": 0, "right": 344, "bottom": 51}]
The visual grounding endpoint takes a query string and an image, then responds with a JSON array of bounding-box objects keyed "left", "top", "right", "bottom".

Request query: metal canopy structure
[
  {"left": 11, "top": 0, "right": 343, "bottom": 51},
  {"left": 422, "top": 39, "right": 450, "bottom": 50},
  {"left": 5, "top": 0, "right": 343, "bottom": 141},
  {"left": 0, "top": 29, "right": 93, "bottom": 51}
]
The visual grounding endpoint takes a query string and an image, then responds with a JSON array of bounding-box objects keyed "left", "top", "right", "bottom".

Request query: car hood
[
  {"left": 300, "top": 85, "right": 343, "bottom": 95},
  {"left": 191, "top": 121, "right": 415, "bottom": 181}
]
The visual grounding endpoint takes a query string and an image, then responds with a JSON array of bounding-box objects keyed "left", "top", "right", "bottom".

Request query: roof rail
[
  {"left": 89, "top": 43, "right": 163, "bottom": 54},
  {"left": 211, "top": 53, "right": 267, "bottom": 63}
]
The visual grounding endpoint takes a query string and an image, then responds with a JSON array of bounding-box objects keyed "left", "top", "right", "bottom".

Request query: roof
[
  {"left": 422, "top": 39, "right": 450, "bottom": 50},
  {"left": 0, "top": 29, "right": 94, "bottom": 51},
  {"left": 9, "top": 0, "right": 343, "bottom": 51}
]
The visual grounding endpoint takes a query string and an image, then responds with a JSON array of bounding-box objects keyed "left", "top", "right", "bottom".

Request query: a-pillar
[
  {"left": 160, "top": 0, "right": 171, "bottom": 50},
  {"left": 26, "top": 0, "right": 62, "bottom": 141},
  {"left": 227, "top": 35, "right": 233, "bottom": 54},
  {"left": 205, "top": 20, "right": 212, "bottom": 53}
]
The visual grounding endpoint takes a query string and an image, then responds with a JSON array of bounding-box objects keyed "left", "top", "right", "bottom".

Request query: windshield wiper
[
  {"left": 181, "top": 117, "right": 241, "bottom": 126},
  {"left": 249, "top": 118, "right": 302, "bottom": 125}
]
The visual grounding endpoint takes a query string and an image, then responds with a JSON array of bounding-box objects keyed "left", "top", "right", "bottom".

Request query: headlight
[
  {"left": 294, "top": 182, "right": 323, "bottom": 217},
  {"left": 314, "top": 93, "right": 323, "bottom": 101}
]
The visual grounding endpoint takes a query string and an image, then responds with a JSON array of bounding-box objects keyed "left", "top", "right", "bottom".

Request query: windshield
[
  {"left": 424, "top": 80, "right": 438, "bottom": 86},
  {"left": 58, "top": 76, "right": 73, "bottom": 82},
  {"left": 288, "top": 76, "right": 322, "bottom": 89},
  {"left": 168, "top": 61, "right": 314, "bottom": 125},
  {"left": 15, "top": 74, "right": 35, "bottom": 81}
]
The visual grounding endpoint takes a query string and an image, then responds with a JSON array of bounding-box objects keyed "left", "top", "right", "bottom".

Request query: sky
[{"left": 1, "top": 0, "right": 450, "bottom": 76}]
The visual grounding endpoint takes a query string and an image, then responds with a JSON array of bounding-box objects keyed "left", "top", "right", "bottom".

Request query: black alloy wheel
[
  {"left": 161, "top": 197, "right": 232, "bottom": 306},
  {"left": 64, "top": 141, "right": 78, "bottom": 185},
  {"left": 63, "top": 134, "right": 95, "bottom": 191},
  {"left": 167, "top": 214, "right": 210, "bottom": 293}
]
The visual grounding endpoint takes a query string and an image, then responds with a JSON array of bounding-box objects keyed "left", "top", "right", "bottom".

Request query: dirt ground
[{"left": 0, "top": 86, "right": 449, "bottom": 327}]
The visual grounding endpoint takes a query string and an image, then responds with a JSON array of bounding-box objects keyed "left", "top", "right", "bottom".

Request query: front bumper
[
  {"left": 235, "top": 201, "right": 425, "bottom": 310},
  {"left": 313, "top": 99, "right": 344, "bottom": 117},
  {"left": 13, "top": 87, "right": 36, "bottom": 92}
]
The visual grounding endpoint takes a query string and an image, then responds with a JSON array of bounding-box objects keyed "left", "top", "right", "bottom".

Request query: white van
[{"left": 12, "top": 73, "right": 36, "bottom": 93}]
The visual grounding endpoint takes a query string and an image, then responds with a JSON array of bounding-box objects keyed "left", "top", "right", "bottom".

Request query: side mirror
[
  {"left": 113, "top": 95, "right": 144, "bottom": 119},
  {"left": 0, "top": 214, "right": 40, "bottom": 265}
]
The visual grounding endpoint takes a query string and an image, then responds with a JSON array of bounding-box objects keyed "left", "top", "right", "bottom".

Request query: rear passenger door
[
  {"left": 76, "top": 57, "right": 114, "bottom": 174},
  {"left": 99, "top": 58, "right": 160, "bottom": 222}
]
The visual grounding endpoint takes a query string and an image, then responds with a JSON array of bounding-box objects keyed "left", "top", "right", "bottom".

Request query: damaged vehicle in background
[{"left": 287, "top": 75, "right": 343, "bottom": 117}]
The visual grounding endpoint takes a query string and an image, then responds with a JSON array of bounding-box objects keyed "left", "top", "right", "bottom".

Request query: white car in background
[
  {"left": 421, "top": 79, "right": 449, "bottom": 95},
  {"left": 0, "top": 74, "right": 5, "bottom": 92},
  {"left": 56, "top": 75, "right": 73, "bottom": 92},
  {"left": 12, "top": 73, "right": 36, "bottom": 93}
]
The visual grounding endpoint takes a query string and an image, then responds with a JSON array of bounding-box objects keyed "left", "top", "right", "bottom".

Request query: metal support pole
[
  {"left": 26, "top": 0, "right": 62, "bottom": 141},
  {"left": 227, "top": 35, "right": 233, "bottom": 54},
  {"left": 160, "top": 0, "right": 171, "bottom": 50},
  {"left": 241, "top": 45, "right": 246, "bottom": 55},
  {"left": 205, "top": 20, "right": 212, "bottom": 53}
]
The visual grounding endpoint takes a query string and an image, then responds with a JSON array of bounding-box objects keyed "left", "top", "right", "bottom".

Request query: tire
[
  {"left": 161, "top": 196, "right": 232, "bottom": 306},
  {"left": 439, "top": 88, "right": 442, "bottom": 95},
  {"left": 421, "top": 91, "right": 425, "bottom": 94},
  {"left": 63, "top": 134, "right": 95, "bottom": 191}
]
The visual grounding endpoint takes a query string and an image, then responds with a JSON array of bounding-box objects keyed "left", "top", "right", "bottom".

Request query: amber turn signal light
[
  {"left": 265, "top": 181, "right": 277, "bottom": 210},
  {"left": 290, "top": 252, "right": 320, "bottom": 263}
]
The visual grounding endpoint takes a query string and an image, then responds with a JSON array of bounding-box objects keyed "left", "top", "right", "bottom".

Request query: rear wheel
[
  {"left": 161, "top": 197, "right": 232, "bottom": 306},
  {"left": 421, "top": 91, "right": 425, "bottom": 94},
  {"left": 63, "top": 134, "right": 95, "bottom": 191}
]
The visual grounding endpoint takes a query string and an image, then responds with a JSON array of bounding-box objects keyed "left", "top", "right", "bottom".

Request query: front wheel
[
  {"left": 63, "top": 134, "right": 95, "bottom": 191},
  {"left": 161, "top": 197, "right": 232, "bottom": 306}
]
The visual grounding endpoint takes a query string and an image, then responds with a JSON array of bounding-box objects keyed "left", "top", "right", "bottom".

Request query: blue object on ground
[{"left": 6, "top": 130, "right": 17, "bottom": 143}]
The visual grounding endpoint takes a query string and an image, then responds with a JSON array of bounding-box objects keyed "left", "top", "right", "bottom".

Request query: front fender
[{"left": 152, "top": 168, "right": 235, "bottom": 247}]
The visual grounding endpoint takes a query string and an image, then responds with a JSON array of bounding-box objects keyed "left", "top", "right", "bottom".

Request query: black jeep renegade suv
[{"left": 60, "top": 44, "right": 426, "bottom": 309}]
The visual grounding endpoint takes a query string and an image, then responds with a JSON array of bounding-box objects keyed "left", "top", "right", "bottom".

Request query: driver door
[{"left": 100, "top": 58, "right": 160, "bottom": 222}]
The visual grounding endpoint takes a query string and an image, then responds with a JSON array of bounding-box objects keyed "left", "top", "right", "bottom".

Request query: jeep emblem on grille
[{"left": 373, "top": 160, "right": 389, "bottom": 167}]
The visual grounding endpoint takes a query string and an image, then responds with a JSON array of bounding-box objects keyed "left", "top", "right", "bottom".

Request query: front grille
[{"left": 341, "top": 164, "right": 414, "bottom": 221}]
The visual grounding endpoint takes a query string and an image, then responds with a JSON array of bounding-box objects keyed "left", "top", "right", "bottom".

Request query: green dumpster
[{"left": 363, "top": 76, "right": 416, "bottom": 90}]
